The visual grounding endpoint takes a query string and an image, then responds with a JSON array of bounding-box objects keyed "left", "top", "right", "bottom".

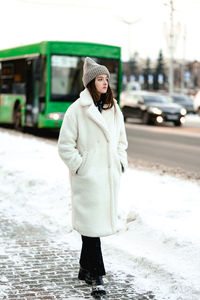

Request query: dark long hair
[{"left": 86, "top": 79, "right": 115, "bottom": 110}]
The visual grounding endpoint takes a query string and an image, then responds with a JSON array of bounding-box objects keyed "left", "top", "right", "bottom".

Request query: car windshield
[
  {"left": 142, "top": 94, "right": 170, "bottom": 104},
  {"left": 172, "top": 95, "right": 192, "bottom": 103}
]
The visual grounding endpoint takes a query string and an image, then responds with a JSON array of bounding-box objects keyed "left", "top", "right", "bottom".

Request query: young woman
[{"left": 58, "top": 57, "right": 128, "bottom": 297}]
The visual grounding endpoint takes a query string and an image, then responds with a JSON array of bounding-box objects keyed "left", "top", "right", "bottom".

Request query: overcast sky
[{"left": 1, "top": 0, "right": 200, "bottom": 61}]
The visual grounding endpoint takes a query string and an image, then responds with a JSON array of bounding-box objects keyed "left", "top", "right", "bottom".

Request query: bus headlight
[
  {"left": 180, "top": 108, "right": 187, "bottom": 115},
  {"left": 48, "top": 113, "right": 64, "bottom": 120}
]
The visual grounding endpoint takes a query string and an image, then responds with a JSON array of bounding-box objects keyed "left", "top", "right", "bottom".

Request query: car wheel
[
  {"left": 123, "top": 115, "right": 127, "bottom": 122},
  {"left": 121, "top": 108, "right": 127, "bottom": 122},
  {"left": 174, "top": 120, "right": 182, "bottom": 127},
  {"left": 142, "top": 112, "right": 150, "bottom": 125}
]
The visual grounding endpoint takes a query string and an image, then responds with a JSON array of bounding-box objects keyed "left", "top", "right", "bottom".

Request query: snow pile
[
  {"left": 0, "top": 130, "right": 200, "bottom": 300},
  {"left": 104, "top": 170, "right": 200, "bottom": 299},
  {"left": 0, "top": 131, "right": 71, "bottom": 233}
]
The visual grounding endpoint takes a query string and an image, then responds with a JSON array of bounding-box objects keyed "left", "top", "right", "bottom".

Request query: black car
[
  {"left": 170, "top": 94, "right": 195, "bottom": 114},
  {"left": 120, "top": 91, "right": 187, "bottom": 126}
]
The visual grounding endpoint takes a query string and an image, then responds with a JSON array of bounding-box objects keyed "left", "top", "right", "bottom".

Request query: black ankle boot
[{"left": 91, "top": 276, "right": 106, "bottom": 297}]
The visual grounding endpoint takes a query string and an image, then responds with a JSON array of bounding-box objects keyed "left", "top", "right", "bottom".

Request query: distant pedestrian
[{"left": 58, "top": 57, "right": 128, "bottom": 297}]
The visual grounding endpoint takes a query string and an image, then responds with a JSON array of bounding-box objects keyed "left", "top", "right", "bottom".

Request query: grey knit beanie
[{"left": 82, "top": 57, "right": 110, "bottom": 87}]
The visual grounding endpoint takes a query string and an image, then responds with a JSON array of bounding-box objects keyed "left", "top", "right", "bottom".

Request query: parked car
[
  {"left": 169, "top": 94, "right": 195, "bottom": 114},
  {"left": 194, "top": 91, "right": 200, "bottom": 115},
  {"left": 120, "top": 91, "right": 187, "bottom": 126}
]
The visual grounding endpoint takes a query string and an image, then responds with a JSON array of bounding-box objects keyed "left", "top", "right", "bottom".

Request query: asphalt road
[
  {"left": 126, "top": 116, "right": 200, "bottom": 174},
  {"left": 1, "top": 114, "right": 200, "bottom": 176}
]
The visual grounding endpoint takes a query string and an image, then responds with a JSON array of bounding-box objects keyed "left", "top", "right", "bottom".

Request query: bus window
[
  {"left": 51, "top": 55, "right": 119, "bottom": 102},
  {"left": 51, "top": 55, "right": 84, "bottom": 102},
  {"left": 1, "top": 59, "right": 26, "bottom": 94}
]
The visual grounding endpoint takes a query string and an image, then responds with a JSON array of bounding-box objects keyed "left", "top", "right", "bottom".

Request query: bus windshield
[{"left": 51, "top": 55, "right": 119, "bottom": 102}]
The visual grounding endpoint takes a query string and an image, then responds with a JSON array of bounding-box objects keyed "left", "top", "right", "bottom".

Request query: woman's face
[{"left": 95, "top": 74, "right": 109, "bottom": 95}]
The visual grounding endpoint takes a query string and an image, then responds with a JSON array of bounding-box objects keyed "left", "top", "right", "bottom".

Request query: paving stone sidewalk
[{"left": 0, "top": 212, "right": 156, "bottom": 300}]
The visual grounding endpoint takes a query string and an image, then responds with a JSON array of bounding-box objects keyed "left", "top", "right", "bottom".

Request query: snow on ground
[
  {"left": 185, "top": 113, "right": 200, "bottom": 122},
  {"left": 0, "top": 130, "right": 200, "bottom": 300}
]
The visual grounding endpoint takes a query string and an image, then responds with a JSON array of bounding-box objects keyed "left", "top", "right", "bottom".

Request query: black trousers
[{"left": 79, "top": 235, "right": 106, "bottom": 276}]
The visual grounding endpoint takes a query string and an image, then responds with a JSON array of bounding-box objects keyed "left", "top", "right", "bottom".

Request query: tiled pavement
[{"left": 0, "top": 212, "right": 156, "bottom": 300}]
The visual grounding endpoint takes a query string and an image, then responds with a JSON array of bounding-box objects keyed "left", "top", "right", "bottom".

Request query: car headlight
[
  {"left": 148, "top": 107, "right": 162, "bottom": 114},
  {"left": 48, "top": 113, "right": 64, "bottom": 120},
  {"left": 180, "top": 108, "right": 187, "bottom": 115},
  {"left": 140, "top": 105, "right": 147, "bottom": 111}
]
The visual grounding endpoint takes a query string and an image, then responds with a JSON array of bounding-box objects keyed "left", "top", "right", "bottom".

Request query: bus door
[{"left": 25, "top": 57, "right": 40, "bottom": 126}]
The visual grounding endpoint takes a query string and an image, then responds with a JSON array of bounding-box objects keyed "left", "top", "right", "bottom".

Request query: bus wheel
[{"left": 13, "top": 104, "right": 22, "bottom": 130}]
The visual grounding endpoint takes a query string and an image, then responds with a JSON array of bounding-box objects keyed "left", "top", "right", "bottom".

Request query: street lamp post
[
  {"left": 169, "top": 0, "right": 175, "bottom": 95},
  {"left": 180, "top": 25, "right": 186, "bottom": 92},
  {"left": 164, "top": 0, "right": 176, "bottom": 95},
  {"left": 117, "top": 17, "right": 141, "bottom": 61}
]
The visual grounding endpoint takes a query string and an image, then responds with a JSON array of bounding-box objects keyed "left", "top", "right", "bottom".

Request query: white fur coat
[{"left": 58, "top": 88, "right": 128, "bottom": 237}]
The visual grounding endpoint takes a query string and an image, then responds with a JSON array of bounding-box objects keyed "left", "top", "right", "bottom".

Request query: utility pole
[
  {"left": 180, "top": 25, "right": 186, "bottom": 92},
  {"left": 169, "top": 0, "right": 175, "bottom": 95}
]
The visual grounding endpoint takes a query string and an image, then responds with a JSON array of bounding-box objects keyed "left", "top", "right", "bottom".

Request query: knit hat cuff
[{"left": 83, "top": 65, "right": 110, "bottom": 87}]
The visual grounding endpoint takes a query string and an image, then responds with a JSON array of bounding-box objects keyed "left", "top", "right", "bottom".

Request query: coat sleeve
[
  {"left": 116, "top": 104, "right": 128, "bottom": 172},
  {"left": 58, "top": 106, "right": 82, "bottom": 175}
]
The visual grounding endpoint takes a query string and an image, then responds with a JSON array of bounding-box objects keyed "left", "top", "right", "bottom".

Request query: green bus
[{"left": 0, "top": 41, "right": 121, "bottom": 129}]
